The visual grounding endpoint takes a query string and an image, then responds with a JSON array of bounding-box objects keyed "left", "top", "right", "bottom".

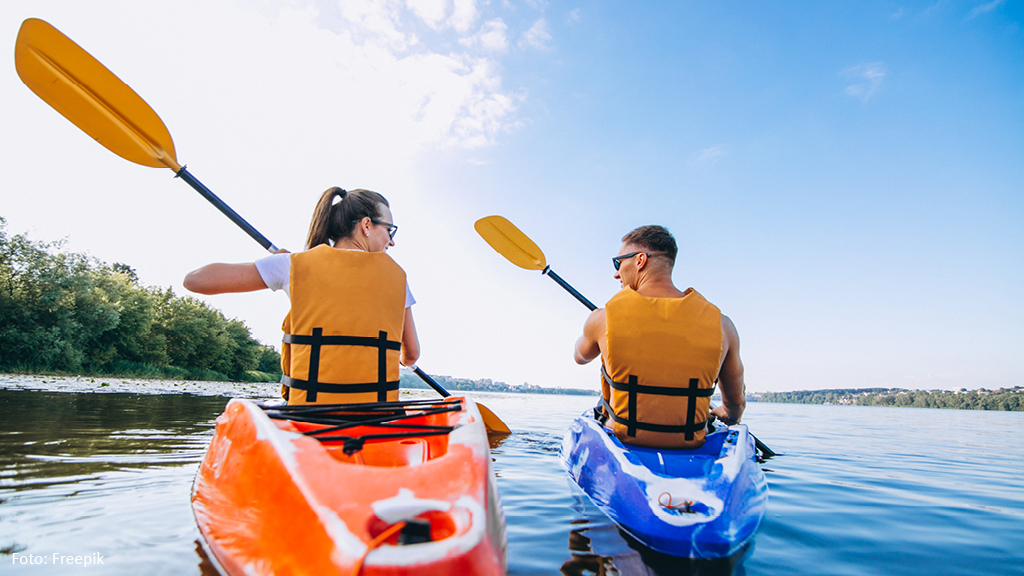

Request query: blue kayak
[{"left": 560, "top": 410, "right": 768, "bottom": 558}]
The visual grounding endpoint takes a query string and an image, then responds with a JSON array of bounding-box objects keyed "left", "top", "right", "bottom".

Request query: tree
[{"left": 0, "top": 217, "right": 278, "bottom": 379}]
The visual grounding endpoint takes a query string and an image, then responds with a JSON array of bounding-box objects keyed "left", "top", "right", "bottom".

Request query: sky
[{"left": 1, "top": 0, "right": 1021, "bottom": 394}]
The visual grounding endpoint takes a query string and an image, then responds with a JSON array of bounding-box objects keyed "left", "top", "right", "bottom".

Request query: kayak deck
[
  {"left": 192, "top": 397, "right": 506, "bottom": 576},
  {"left": 622, "top": 431, "right": 727, "bottom": 479},
  {"left": 560, "top": 410, "right": 768, "bottom": 558},
  {"left": 269, "top": 399, "right": 461, "bottom": 467}
]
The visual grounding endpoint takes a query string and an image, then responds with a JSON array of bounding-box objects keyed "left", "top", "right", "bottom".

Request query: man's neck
[{"left": 633, "top": 274, "right": 687, "bottom": 298}]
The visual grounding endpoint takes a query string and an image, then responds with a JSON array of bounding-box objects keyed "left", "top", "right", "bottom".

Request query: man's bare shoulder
[
  {"left": 720, "top": 314, "right": 740, "bottom": 348},
  {"left": 584, "top": 307, "right": 607, "bottom": 336}
]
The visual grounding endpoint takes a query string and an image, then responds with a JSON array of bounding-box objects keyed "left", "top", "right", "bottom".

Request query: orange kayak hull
[{"left": 192, "top": 397, "right": 506, "bottom": 575}]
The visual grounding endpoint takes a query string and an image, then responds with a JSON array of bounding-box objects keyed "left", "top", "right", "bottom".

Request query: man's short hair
[{"left": 622, "top": 225, "right": 677, "bottom": 266}]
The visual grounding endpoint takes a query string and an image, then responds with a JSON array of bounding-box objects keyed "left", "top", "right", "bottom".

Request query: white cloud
[
  {"left": 842, "top": 62, "right": 887, "bottom": 101},
  {"left": 566, "top": 8, "right": 582, "bottom": 24},
  {"left": 459, "top": 18, "right": 509, "bottom": 53},
  {"left": 318, "top": 0, "right": 520, "bottom": 148},
  {"left": 337, "top": 0, "right": 416, "bottom": 50},
  {"left": 450, "top": 0, "right": 479, "bottom": 32},
  {"left": 968, "top": 0, "right": 1005, "bottom": 18},
  {"left": 688, "top": 145, "right": 727, "bottom": 167},
  {"left": 518, "top": 18, "right": 552, "bottom": 51},
  {"left": 397, "top": 0, "right": 478, "bottom": 33},
  {"left": 406, "top": 0, "right": 448, "bottom": 29}
]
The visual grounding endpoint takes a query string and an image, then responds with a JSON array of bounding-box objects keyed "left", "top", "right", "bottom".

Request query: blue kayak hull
[{"left": 560, "top": 412, "right": 768, "bottom": 558}]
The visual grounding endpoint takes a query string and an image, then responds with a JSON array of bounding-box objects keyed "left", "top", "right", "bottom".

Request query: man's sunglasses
[{"left": 612, "top": 252, "right": 648, "bottom": 271}]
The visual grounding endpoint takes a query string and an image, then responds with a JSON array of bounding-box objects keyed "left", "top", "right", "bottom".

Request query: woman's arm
[
  {"left": 400, "top": 307, "right": 420, "bottom": 366},
  {"left": 183, "top": 263, "right": 268, "bottom": 295}
]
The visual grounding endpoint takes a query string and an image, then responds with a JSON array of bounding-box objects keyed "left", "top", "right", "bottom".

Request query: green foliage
[
  {"left": 256, "top": 344, "right": 282, "bottom": 374},
  {"left": 0, "top": 217, "right": 278, "bottom": 381},
  {"left": 754, "top": 387, "right": 1024, "bottom": 412}
]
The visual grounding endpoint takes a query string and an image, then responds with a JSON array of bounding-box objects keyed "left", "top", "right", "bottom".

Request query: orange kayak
[{"left": 192, "top": 397, "right": 507, "bottom": 575}]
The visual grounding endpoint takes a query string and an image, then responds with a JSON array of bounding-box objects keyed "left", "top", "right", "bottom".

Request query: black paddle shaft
[
  {"left": 175, "top": 166, "right": 279, "bottom": 253},
  {"left": 412, "top": 366, "right": 451, "bottom": 398},
  {"left": 542, "top": 266, "right": 597, "bottom": 311}
]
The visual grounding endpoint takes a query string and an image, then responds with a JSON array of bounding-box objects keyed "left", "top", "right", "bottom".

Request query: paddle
[
  {"left": 410, "top": 366, "right": 511, "bottom": 435},
  {"left": 474, "top": 216, "right": 598, "bottom": 311},
  {"left": 475, "top": 215, "right": 775, "bottom": 456},
  {"left": 15, "top": 17, "right": 511, "bottom": 436},
  {"left": 14, "top": 18, "right": 277, "bottom": 252}
]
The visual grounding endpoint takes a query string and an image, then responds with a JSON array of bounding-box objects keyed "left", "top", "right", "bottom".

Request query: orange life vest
[
  {"left": 601, "top": 287, "right": 722, "bottom": 449},
  {"left": 279, "top": 245, "right": 406, "bottom": 405}
]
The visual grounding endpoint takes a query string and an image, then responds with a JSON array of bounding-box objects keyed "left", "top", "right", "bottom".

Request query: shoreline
[
  {"left": 0, "top": 374, "right": 574, "bottom": 401},
  {"left": 0, "top": 373, "right": 281, "bottom": 399},
  {"left": 0, "top": 372, "right": 602, "bottom": 398}
]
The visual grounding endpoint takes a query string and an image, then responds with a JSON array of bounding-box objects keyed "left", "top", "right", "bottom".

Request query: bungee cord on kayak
[
  {"left": 657, "top": 493, "right": 696, "bottom": 513},
  {"left": 261, "top": 399, "right": 463, "bottom": 455}
]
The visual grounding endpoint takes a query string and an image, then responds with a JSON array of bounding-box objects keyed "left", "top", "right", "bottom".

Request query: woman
[{"left": 184, "top": 187, "right": 419, "bottom": 405}]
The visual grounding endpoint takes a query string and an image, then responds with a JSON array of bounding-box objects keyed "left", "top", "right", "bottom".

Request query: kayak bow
[
  {"left": 193, "top": 397, "right": 506, "bottom": 575},
  {"left": 560, "top": 409, "right": 767, "bottom": 558}
]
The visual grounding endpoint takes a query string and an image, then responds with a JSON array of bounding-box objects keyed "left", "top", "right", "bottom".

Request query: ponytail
[{"left": 305, "top": 187, "right": 390, "bottom": 249}]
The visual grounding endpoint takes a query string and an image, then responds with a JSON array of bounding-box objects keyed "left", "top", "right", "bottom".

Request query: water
[{"left": 1, "top": 382, "right": 1023, "bottom": 575}]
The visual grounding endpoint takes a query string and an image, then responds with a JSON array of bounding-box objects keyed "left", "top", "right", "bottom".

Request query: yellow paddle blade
[
  {"left": 474, "top": 215, "right": 547, "bottom": 271},
  {"left": 478, "top": 403, "right": 511, "bottom": 436},
  {"left": 15, "top": 18, "right": 181, "bottom": 171}
]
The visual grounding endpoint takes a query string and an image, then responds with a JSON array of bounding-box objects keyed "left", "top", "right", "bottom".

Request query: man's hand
[{"left": 710, "top": 404, "right": 740, "bottom": 425}]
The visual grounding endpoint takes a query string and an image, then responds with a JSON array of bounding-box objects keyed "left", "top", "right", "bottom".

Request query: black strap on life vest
[
  {"left": 281, "top": 328, "right": 401, "bottom": 402},
  {"left": 601, "top": 365, "right": 715, "bottom": 440}
]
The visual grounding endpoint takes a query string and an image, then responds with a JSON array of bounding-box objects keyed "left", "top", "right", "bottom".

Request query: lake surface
[{"left": 1, "top": 381, "right": 1023, "bottom": 575}]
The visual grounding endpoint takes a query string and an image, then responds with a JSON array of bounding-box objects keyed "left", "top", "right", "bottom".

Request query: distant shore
[
  {"left": 751, "top": 387, "right": 1024, "bottom": 412},
  {"left": 398, "top": 370, "right": 599, "bottom": 396},
  {"left": 12, "top": 374, "right": 1020, "bottom": 410}
]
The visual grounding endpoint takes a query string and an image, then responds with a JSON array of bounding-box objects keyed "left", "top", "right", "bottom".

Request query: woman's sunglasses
[{"left": 366, "top": 217, "right": 397, "bottom": 239}]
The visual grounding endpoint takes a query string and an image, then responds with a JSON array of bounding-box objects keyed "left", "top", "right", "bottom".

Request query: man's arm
[
  {"left": 711, "top": 314, "right": 746, "bottom": 424},
  {"left": 574, "top": 308, "right": 606, "bottom": 365}
]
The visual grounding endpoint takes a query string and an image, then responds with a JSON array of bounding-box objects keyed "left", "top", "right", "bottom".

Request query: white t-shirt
[{"left": 254, "top": 252, "right": 416, "bottom": 308}]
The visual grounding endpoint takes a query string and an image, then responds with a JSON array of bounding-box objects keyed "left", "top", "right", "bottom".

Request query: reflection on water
[
  {"left": 1, "top": 390, "right": 220, "bottom": 485},
  {"left": 2, "top": 386, "right": 1023, "bottom": 575},
  {"left": 0, "top": 388, "right": 228, "bottom": 575},
  {"left": 561, "top": 509, "right": 751, "bottom": 576}
]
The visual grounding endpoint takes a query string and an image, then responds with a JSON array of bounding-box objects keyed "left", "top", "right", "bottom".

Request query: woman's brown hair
[{"left": 305, "top": 187, "right": 390, "bottom": 249}]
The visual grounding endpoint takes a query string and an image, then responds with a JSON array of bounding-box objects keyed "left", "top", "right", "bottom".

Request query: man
[{"left": 573, "top": 225, "right": 746, "bottom": 449}]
